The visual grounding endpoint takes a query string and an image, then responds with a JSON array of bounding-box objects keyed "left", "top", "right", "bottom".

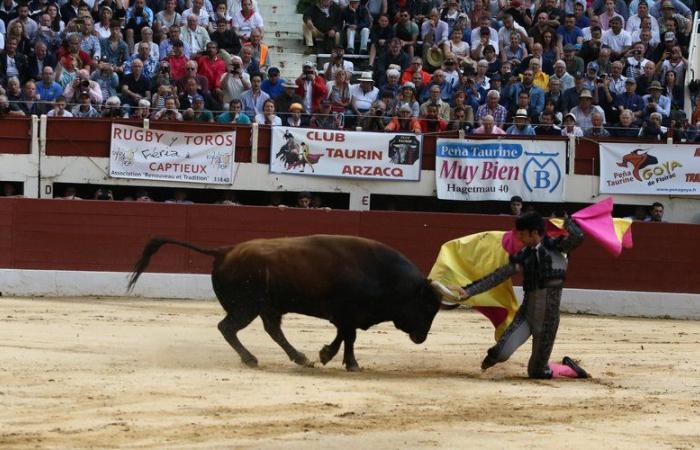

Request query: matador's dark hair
[{"left": 515, "top": 211, "right": 545, "bottom": 235}]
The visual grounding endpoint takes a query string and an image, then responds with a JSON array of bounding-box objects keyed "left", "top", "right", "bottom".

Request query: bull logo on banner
[{"left": 523, "top": 151, "right": 562, "bottom": 193}]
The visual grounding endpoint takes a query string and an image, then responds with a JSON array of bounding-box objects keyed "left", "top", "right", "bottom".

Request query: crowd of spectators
[
  {"left": 0, "top": 0, "right": 696, "bottom": 140},
  {"left": 300, "top": 0, "right": 697, "bottom": 139}
]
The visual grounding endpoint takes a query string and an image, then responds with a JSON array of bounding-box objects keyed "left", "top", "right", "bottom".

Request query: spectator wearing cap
[
  {"left": 240, "top": 72, "right": 269, "bottom": 119},
  {"left": 261, "top": 67, "right": 285, "bottom": 98},
  {"left": 71, "top": 92, "right": 100, "bottom": 117},
  {"left": 563, "top": 43, "right": 584, "bottom": 76},
  {"left": 642, "top": 80, "right": 670, "bottom": 119},
  {"left": 582, "top": 61, "right": 600, "bottom": 91},
  {"left": 323, "top": 45, "right": 354, "bottom": 82},
  {"left": 613, "top": 77, "right": 644, "bottom": 118},
  {"left": 473, "top": 114, "right": 506, "bottom": 135},
  {"left": 599, "top": 0, "right": 625, "bottom": 30},
  {"left": 343, "top": 0, "right": 370, "bottom": 55},
  {"left": 570, "top": 89, "right": 606, "bottom": 129},
  {"left": 302, "top": 0, "right": 342, "bottom": 54},
  {"left": 187, "top": 94, "right": 214, "bottom": 122},
  {"left": 310, "top": 98, "right": 342, "bottom": 129},
  {"left": 659, "top": 1, "right": 691, "bottom": 38},
  {"left": 551, "top": 59, "right": 575, "bottom": 91},
  {"left": 396, "top": 83, "right": 419, "bottom": 117},
  {"left": 163, "top": 39, "right": 188, "bottom": 80},
  {"left": 210, "top": 16, "right": 242, "bottom": 56},
  {"left": 285, "top": 103, "right": 308, "bottom": 127},
  {"left": 561, "top": 112, "right": 583, "bottom": 136},
  {"left": 296, "top": 61, "right": 328, "bottom": 114},
  {"left": 561, "top": 71, "right": 586, "bottom": 112},
  {"left": 216, "top": 98, "right": 252, "bottom": 124},
  {"left": 274, "top": 80, "right": 303, "bottom": 116},
  {"left": 159, "top": 24, "right": 191, "bottom": 60},
  {"left": 602, "top": 16, "right": 632, "bottom": 59},
  {"left": 232, "top": 0, "right": 264, "bottom": 41},
  {"left": 507, "top": 109, "right": 536, "bottom": 135},
  {"left": 476, "top": 90, "right": 508, "bottom": 128}
]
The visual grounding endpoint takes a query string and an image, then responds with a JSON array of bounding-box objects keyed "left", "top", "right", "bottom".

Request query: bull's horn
[{"left": 430, "top": 280, "right": 461, "bottom": 302}]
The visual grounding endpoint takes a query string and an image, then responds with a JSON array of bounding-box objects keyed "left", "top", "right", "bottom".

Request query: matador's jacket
[{"left": 464, "top": 218, "right": 585, "bottom": 379}]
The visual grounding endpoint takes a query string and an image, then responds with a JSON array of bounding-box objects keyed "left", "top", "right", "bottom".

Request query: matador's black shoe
[
  {"left": 481, "top": 354, "right": 497, "bottom": 371},
  {"left": 562, "top": 356, "right": 589, "bottom": 379}
]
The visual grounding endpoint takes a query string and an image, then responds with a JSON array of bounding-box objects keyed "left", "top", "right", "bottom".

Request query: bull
[{"left": 128, "top": 235, "right": 444, "bottom": 371}]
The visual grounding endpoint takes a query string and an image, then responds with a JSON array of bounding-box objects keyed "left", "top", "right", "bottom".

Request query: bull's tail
[{"left": 127, "top": 237, "right": 224, "bottom": 293}]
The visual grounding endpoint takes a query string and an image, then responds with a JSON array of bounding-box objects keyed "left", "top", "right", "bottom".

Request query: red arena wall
[{"left": 0, "top": 198, "right": 697, "bottom": 294}]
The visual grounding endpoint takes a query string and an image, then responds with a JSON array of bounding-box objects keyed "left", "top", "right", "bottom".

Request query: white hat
[
  {"left": 303, "top": 60, "right": 315, "bottom": 68},
  {"left": 106, "top": 96, "right": 121, "bottom": 106},
  {"left": 358, "top": 71, "right": 374, "bottom": 82},
  {"left": 515, "top": 108, "right": 528, "bottom": 118}
]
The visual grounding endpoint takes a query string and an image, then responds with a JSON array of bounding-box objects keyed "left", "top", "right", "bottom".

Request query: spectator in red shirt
[
  {"left": 196, "top": 41, "right": 227, "bottom": 92},
  {"left": 400, "top": 56, "right": 432, "bottom": 85},
  {"left": 295, "top": 61, "right": 328, "bottom": 113},
  {"left": 419, "top": 103, "right": 448, "bottom": 133},
  {"left": 57, "top": 34, "right": 93, "bottom": 72},
  {"left": 164, "top": 40, "right": 188, "bottom": 81}
]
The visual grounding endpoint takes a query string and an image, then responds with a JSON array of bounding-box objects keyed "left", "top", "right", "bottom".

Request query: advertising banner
[
  {"left": 109, "top": 123, "right": 236, "bottom": 184},
  {"left": 435, "top": 139, "right": 566, "bottom": 201},
  {"left": 270, "top": 127, "right": 422, "bottom": 181},
  {"left": 599, "top": 143, "right": 699, "bottom": 195}
]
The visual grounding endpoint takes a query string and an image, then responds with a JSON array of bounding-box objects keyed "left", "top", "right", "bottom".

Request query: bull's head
[{"left": 393, "top": 279, "right": 443, "bottom": 344}]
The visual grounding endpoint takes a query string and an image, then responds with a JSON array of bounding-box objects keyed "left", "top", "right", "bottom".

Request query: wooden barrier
[
  {"left": 0, "top": 117, "right": 32, "bottom": 154},
  {"left": 0, "top": 198, "right": 697, "bottom": 294}
]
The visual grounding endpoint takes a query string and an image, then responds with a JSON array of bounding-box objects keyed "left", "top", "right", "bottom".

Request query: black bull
[{"left": 128, "top": 234, "right": 444, "bottom": 371}]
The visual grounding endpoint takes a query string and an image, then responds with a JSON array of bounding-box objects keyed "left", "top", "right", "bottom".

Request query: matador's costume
[{"left": 463, "top": 218, "right": 585, "bottom": 379}]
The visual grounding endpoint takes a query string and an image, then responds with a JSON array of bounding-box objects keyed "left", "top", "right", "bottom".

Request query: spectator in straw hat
[
  {"left": 642, "top": 80, "right": 670, "bottom": 120},
  {"left": 349, "top": 71, "right": 378, "bottom": 123},
  {"left": 569, "top": 88, "right": 606, "bottom": 129},
  {"left": 506, "top": 109, "right": 536, "bottom": 135},
  {"left": 274, "top": 80, "right": 303, "bottom": 115}
]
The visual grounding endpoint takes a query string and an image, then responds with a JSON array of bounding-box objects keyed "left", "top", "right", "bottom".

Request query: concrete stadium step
[
  {"left": 265, "top": 20, "right": 303, "bottom": 34},
  {"left": 267, "top": 37, "right": 306, "bottom": 50},
  {"left": 268, "top": 52, "right": 316, "bottom": 76},
  {"left": 258, "top": 5, "right": 303, "bottom": 19}
]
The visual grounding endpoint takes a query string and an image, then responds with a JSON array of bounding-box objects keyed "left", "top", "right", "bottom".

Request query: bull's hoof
[
  {"left": 293, "top": 353, "right": 315, "bottom": 368},
  {"left": 345, "top": 363, "right": 361, "bottom": 372},
  {"left": 319, "top": 346, "right": 335, "bottom": 365},
  {"left": 242, "top": 355, "right": 259, "bottom": 368}
]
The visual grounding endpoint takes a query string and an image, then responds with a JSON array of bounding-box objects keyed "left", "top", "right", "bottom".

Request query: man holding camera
[
  {"left": 295, "top": 61, "right": 327, "bottom": 114},
  {"left": 323, "top": 45, "right": 354, "bottom": 82},
  {"left": 64, "top": 68, "right": 103, "bottom": 104},
  {"left": 220, "top": 55, "right": 251, "bottom": 105}
]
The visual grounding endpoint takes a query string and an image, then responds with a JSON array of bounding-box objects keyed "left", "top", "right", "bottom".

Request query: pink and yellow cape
[{"left": 428, "top": 198, "right": 633, "bottom": 340}]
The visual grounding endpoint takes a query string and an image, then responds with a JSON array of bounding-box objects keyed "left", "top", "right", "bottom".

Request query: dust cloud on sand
[{"left": 1, "top": 297, "right": 699, "bottom": 449}]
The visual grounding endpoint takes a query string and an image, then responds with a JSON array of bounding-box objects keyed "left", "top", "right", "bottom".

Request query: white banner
[
  {"left": 599, "top": 143, "right": 699, "bottom": 195},
  {"left": 270, "top": 127, "right": 422, "bottom": 181},
  {"left": 109, "top": 124, "right": 236, "bottom": 184},
  {"left": 435, "top": 139, "right": 566, "bottom": 201}
]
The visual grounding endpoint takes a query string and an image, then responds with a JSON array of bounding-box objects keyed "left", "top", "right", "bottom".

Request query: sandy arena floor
[{"left": 1, "top": 297, "right": 699, "bottom": 449}]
